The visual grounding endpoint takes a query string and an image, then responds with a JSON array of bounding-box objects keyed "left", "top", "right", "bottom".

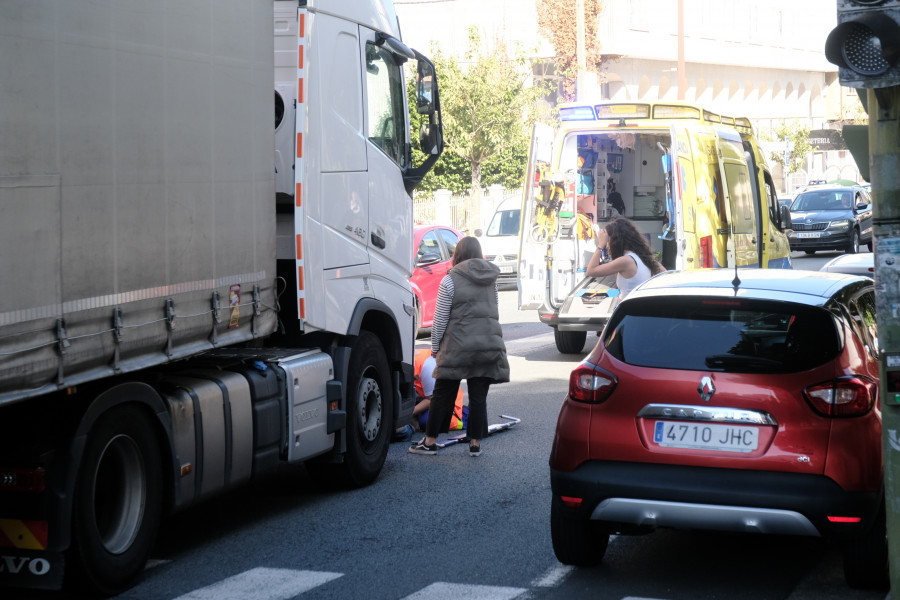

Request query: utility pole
[
  {"left": 825, "top": 1, "right": 900, "bottom": 589},
  {"left": 677, "top": 0, "right": 686, "bottom": 100},
  {"left": 871, "top": 85, "right": 900, "bottom": 593},
  {"left": 575, "top": 0, "right": 585, "bottom": 101}
]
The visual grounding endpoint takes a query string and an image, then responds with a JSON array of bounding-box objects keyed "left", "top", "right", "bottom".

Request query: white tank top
[{"left": 616, "top": 251, "right": 652, "bottom": 299}]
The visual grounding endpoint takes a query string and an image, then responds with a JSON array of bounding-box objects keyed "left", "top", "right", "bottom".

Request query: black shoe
[
  {"left": 409, "top": 439, "right": 438, "bottom": 455},
  {"left": 469, "top": 443, "right": 481, "bottom": 457}
]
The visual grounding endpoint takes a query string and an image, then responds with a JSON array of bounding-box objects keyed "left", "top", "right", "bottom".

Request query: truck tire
[
  {"left": 341, "top": 331, "right": 393, "bottom": 487},
  {"left": 69, "top": 405, "right": 163, "bottom": 595},
  {"left": 554, "top": 328, "right": 587, "bottom": 354},
  {"left": 550, "top": 500, "right": 608, "bottom": 566}
]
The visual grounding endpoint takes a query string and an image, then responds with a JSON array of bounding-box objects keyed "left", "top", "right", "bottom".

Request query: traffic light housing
[{"left": 825, "top": 0, "right": 900, "bottom": 88}]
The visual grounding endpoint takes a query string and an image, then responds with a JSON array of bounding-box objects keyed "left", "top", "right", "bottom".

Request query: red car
[
  {"left": 411, "top": 225, "right": 463, "bottom": 337},
  {"left": 550, "top": 269, "right": 886, "bottom": 589}
]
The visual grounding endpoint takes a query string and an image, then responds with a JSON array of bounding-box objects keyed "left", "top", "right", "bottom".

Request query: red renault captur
[{"left": 550, "top": 269, "right": 886, "bottom": 589}]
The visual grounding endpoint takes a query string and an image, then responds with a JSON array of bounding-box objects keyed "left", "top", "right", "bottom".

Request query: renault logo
[{"left": 698, "top": 376, "right": 715, "bottom": 402}]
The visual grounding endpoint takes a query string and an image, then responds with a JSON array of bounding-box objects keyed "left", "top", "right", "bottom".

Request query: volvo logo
[{"left": 697, "top": 376, "right": 715, "bottom": 402}]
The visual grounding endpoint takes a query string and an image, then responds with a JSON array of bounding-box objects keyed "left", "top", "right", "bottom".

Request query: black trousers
[{"left": 425, "top": 376, "right": 491, "bottom": 440}]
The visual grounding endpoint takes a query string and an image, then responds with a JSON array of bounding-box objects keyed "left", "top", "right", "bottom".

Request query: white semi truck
[{"left": 0, "top": 0, "right": 443, "bottom": 594}]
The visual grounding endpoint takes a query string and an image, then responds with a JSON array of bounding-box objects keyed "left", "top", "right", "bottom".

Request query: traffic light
[{"left": 825, "top": 0, "right": 900, "bottom": 88}]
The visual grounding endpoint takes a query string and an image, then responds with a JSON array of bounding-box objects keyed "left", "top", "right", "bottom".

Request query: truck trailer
[{"left": 0, "top": 0, "right": 443, "bottom": 593}]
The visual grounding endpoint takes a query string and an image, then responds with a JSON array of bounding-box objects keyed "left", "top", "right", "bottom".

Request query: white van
[{"left": 477, "top": 197, "right": 520, "bottom": 285}]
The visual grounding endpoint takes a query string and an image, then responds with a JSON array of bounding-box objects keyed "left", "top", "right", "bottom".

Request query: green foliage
[
  {"left": 407, "top": 28, "right": 552, "bottom": 196},
  {"left": 761, "top": 122, "right": 815, "bottom": 175}
]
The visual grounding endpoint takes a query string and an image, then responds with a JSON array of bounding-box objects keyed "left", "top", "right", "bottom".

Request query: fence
[{"left": 414, "top": 185, "right": 523, "bottom": 234}]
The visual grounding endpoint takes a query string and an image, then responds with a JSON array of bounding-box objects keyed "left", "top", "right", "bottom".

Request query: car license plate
[
  {"left": 653, "top": 421, "right": 758, "bottom": 453},
  {"left": 499, "top": 266, "right": 513, "bottom": 273},
  {"left": 796, "top": 232, "right": 820, "bottom": 239}
]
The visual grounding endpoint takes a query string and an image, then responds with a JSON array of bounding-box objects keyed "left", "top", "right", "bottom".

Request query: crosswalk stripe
[
  {"left": 401, "top": 582, "right": 528, "bottom": 600},
  {"left": 531, "top": 564, "right": 574, "bottom": 587},
  {"left": 171, "top": 567, "right": 342, "bottom": 600}
]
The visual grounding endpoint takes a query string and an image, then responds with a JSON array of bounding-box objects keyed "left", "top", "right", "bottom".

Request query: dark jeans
[{"left": 425, "top": 377, "right": 491, "bottom": 440}]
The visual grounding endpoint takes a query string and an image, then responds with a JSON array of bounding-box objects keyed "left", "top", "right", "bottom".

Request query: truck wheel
[
  {"left": 554, "top": 328, "right": 587, "bottom": 354},
  {"left": 69, "top": 405, "right": 163, "bottom": 595},
  {"left": 342, "top": 331, "right": 393, "bottom": 487},
  {"left": 550, "top": 500, "right": 608, "bottom": 566}
]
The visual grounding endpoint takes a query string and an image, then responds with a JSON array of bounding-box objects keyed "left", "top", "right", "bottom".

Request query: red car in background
[
  {"left": 550, "top": 268, "right": 886, "bottom": 589},
  {"left": 411, "top": 225, "right": 463, "bottom": 337}
]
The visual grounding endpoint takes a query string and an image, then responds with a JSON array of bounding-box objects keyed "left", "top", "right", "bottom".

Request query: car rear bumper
[{"left": 550, "top": 460, "right": 882, "bottom": 539}]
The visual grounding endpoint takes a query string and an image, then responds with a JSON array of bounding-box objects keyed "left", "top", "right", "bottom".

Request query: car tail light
[
  {"left": 569, "top": 363, "right": 617, "bottom": 404},
  {"left": 803, "top": 376, "right": 877, "bottom": 417}
]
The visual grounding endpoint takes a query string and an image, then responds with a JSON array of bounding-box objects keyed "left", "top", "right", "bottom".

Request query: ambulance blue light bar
[{"left": 559, "top": 106, "right": 597, "bottom": 121}]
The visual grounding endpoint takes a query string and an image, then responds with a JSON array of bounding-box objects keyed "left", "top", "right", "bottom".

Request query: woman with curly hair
[{"left": 586, "top": 217, "right": 665, "bottom": 298}]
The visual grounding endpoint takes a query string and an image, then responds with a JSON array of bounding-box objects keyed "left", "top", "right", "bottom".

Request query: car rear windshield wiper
[{"left": 705, "top": 354, "right": 784, "bottom": 371}]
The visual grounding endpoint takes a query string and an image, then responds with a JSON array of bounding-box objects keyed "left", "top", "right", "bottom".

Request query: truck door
[{"left": 518, "top": 122, "right": 554, "bottom": 311}]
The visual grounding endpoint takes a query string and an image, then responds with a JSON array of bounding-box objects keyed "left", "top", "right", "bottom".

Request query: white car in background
[
  {"left": 477, "top": 197, "right": 521, "bottom": 286},
  {"left": 819, "top": 253, "right": 874, "bottom": 278}
]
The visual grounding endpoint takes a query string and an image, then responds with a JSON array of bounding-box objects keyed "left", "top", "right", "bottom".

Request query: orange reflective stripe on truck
[{"left": 0, "top": 519, "right": 48, "bottom": 550}]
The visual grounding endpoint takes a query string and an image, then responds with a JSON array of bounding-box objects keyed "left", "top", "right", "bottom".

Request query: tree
[
  {"left": 408, "top": 28, "right": 552, "bottom": 230},
  {"left": 762, "top": 122, "right": 816, "bottom": 176},
  {"left": 536, "top": 0, "right": 610, "bottom": 101}
]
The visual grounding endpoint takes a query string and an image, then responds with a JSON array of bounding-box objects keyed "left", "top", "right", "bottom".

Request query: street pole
[
  {"left": 677, "top": 0, "right": 686, "bottom": 101},
  {"left": 871, "top": 85, "right": 900, "bottom": 592},
  {"left": 575, "top": 0, "right": 585, "bottom": 101}
]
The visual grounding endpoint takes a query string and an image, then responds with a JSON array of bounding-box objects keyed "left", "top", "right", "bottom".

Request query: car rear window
[{"left": 602, "top": 297, "right": 840, "bottom": 373}]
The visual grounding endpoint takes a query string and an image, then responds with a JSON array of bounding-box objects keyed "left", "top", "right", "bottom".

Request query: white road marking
[
  {"left": 401, "top": 582, "right": 528, "bottom": 600},
  {"left": 171, "top": 567, "right": 341, "bottom": 600},
  {"left": 531, "top": 564, "right": 574, "bottom": 587}
]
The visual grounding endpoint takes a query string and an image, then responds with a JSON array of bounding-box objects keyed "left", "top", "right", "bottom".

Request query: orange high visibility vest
[{"left": 414, "top": 349, "right": 465, "bottom": 430}]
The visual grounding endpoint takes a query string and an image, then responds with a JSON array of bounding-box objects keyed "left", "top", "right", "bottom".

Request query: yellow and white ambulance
[{"left": 518, "top": 101, "right": 793, "bottom": 352}]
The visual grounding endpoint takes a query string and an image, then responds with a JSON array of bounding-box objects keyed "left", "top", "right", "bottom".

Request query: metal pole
[
  {"left": 677, "top": 0, "right": 686, "bottom": 100},
  {"left": 576, "top": 0, "right": 585, "bottom": 101},
  {"left": 871, "top": 85, "right": 900, "bottom": 593}
]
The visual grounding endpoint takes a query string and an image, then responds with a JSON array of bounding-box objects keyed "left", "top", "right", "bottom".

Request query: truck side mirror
[{"left": 416, "top": 61, "right": 436, "bottom": 116}]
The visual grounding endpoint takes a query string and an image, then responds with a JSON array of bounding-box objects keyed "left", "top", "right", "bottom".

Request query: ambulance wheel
[
  {"left": 554, "top": 328, "right": 586, "bottom": 354},
  {"left": 69, "top": 405, "right": 163, "bottom": 595},
  {"left": 551, "top": 500, "right": 608, "bottom": 566},
  {"left": 341, "top": 331, "right": 393, "bottom": 487}
]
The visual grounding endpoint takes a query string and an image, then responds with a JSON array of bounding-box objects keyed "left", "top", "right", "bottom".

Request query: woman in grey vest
[{"left": 409, "top": 236, "right": 510, "bottom": 456}]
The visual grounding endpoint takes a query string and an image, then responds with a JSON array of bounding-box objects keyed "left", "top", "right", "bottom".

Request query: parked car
[
  {"left": 550, "top": 268, "right": 886, "bottom": 589},
  {"left": 820, "top": 252, "right": 875, "bottom": 278},
  {"left": 476, "top": 197, "right": 521, "bottom": 286},
  {"left": 787, "top": 185, "right": 873, "bottom": 254},
  {"left": 411, "top": 225, "right": 463, "bottom": 337}
]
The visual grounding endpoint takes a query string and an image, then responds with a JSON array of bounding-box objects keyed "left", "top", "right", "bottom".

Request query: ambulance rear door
[{"left": 518, "top": 122, "right": 554, "bottom": 311}]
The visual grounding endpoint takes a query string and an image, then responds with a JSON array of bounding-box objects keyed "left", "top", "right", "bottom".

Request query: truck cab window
[{"left": 365, "top": 43, "right": 407, "bottom": 167}]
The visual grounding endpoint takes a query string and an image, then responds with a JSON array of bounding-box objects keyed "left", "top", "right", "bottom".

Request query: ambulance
[{"left": 518, "top": 101, "right": 793, "bottom": 353}]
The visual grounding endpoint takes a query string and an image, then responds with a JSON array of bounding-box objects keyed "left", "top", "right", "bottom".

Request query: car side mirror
[
  {"left": 416, "top": 252, "right": 442, "bottom": 267},
  {"left": 780, "top": 205, "right": 792, "bottom": 230},
  {"left": 856, "top": 202, "right": 868, "bottom": 211}
]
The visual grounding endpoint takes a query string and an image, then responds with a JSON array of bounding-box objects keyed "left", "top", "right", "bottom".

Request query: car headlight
[{"left": 828, "top": 220, "right": 851, "bottom": 231}]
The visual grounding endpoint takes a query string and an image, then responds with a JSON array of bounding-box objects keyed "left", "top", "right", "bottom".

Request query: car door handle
[{"left": 371, "top": 233, "right": 386, "bottom": 249}]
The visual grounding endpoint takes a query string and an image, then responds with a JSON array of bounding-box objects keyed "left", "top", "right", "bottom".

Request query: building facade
[{"left": 395, "top": 0, "right": 864, "bottom": 192}]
